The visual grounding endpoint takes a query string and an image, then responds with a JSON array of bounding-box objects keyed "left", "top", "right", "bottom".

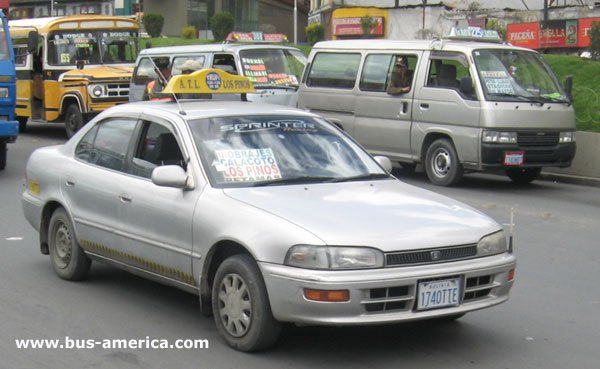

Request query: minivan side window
[
  {"left": 360, "top": 54, "right": 417, "bottom": 93},
  {"left": 132, "top": 57, "right": 159, "bottom": 86},
  {"left": 306, "top": 52, "right": 361, "bottom": 89},
  {"left": 426, "top": 52, "right": 470, "bottom": 90}
]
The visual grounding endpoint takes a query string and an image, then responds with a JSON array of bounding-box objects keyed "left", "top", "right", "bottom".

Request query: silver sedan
[{"left": 22, "top": 99, "right": 516, "bottom": 351}]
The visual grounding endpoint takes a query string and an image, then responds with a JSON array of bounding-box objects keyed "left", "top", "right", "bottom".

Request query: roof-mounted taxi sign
[
  {"left": 226, "top": 31, "right": 288, "bottom": 43},
  {"left": 446, "top": 27, "right": 503, "bottom": 43},
  {"left": 162, "top": 68, "right": 256, "bottom": 95}
]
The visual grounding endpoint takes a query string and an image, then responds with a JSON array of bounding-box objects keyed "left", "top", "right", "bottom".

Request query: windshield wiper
[
  {"left": 253, "top": 176, "right": 336, "bottom": 187},
  {"left": 257, "top": 85, "right": 298, "bottom": 91},
  {"left": 330, "top": 173, "right": 391, "bottom": 183},
  {"left": 488, "top": 93, "right": 545, "bottom": 106}
]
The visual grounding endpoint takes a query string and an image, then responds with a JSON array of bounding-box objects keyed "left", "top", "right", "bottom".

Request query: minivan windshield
[
  {"left": 473, "top": 48, "right": 568, "bottom": 103},
  {"left": 190, "top": 114, "right": 387, "bottom": 188},
  {"left": 239, "top": 48, "right": 307, "bottom": 89}
]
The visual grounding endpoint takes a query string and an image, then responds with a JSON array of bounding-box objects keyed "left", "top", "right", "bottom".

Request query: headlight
[
  {"left": 559, "top": 131, "right": 575, "bottom": 143},
  {"left": 285, "top": 245, "right": 384, "bottom": 270},
  {"left": 477, "top": 231, "right": 508, "bottom": 257},
  {"left": 88, "top": 84, "right": 105, "bottom": 98},
  {"left": 482, "top": 130, "right": 517, "bottom": 144},
  {"left": 0, "top": 87, "right": 9, "bottom": 98}
]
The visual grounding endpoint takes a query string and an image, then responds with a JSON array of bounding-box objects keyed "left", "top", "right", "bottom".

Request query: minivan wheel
[
  {"left": 212, "top": 254, "right": 281, "bottom": 351},
  {"left": 425, "top": 139, "right": 463, "bottom": 186},
  {"left": 506, "top": 167, "right": 541, "bottom": 185},
  {"left": 48, "top": 208, "right": 91, "bottom": 280}
]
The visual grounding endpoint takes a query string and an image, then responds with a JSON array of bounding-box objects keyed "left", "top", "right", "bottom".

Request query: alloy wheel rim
[{"left": 218, "top": 273, "right": 252, "bottom": 337}]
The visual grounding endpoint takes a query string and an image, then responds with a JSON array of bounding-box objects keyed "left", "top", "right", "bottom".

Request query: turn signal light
[
  {"left": 303, "top": 288, "right": 349, "bottom": 302},
  {"left": 508, "top": 269, "right": 516, "bottom": 281}
]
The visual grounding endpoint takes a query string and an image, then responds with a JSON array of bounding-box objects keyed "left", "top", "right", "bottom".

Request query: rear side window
[
  {"left": 360, "top": 54, "right": 417, "bottom": 92},
  {"left": 306, "top": 52, "right": 361, "bottom": 89}
]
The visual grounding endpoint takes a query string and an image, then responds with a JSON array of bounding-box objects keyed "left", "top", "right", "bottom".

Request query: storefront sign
[
  {"left": 507, "top": 18, "right": 600, "bottom": 49},
  {"left": 507, "top": 22, "right": 540, "bottom": 49},
  {"left": 333, "top": 16, "right": 384, "bottom": 36},
  {"left": 578, "top": 17, "right": 600, "bottom": 48}
]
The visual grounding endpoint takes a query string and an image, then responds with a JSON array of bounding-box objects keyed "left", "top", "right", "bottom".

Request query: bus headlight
[
  {"left": 482, "top": 131, "right": 517, "bottom": 144},
  {"left": 559, "top": 131, "right": 575, "bottom": 143},
  {"left": 477, "top": 231, "right": 508, "bottom": 257},
  {"left": 88, "top": 84, "right": 106, "bottom": 98},
  {"left": 0, "top": 87, "right": 9, "bottom": 98},
  {"left": 285, "top": 245, "right": 384, "bottom": 270}
]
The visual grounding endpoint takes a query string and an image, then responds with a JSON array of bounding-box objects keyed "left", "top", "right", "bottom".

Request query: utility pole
[
  {"left": 294, "top": 0, "right": 298, "bottom": 44},
  {"left": 50, "top": 0, "right": 53, "bottom": 16},
  {"left": 422, "top": 0, "right": 427, "bottom": 31}
]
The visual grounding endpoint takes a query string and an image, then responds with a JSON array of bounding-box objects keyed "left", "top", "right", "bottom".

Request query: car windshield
[
  {"left": 472, "top": 48, "right": 568, "bottom": 103},
  {"left": 189, "top": 114, "right": 387, "bottom": 188},
  {"left": 48, "top": 29, "right": 138, "bottom": 66},
  {"left": 239, "top": 48, "right": 307, "bottom": 89}
]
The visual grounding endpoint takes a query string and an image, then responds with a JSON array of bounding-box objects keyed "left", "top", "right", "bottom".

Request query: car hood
[
  {"left": 223, "top": 180, "right": 500, "bottom": 252},
  {"left": 61, "top": 65, "right": 133, "bottom": 81}
]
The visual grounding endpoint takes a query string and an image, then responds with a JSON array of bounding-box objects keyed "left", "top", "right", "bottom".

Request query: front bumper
[
  {"left": 0, "top": 120, "right": 18, "bottom": 140},
  {"left": 481, "top": 142, "right": 576, "bottom": 169},
  {"left": 260, "top": 253, "right": 516, "bottom": 325}
]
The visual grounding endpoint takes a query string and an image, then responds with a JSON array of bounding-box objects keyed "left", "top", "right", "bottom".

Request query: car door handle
[
  {"left": 420, "top": 103, "right": 430, "bottom": 109},
  {"left": 119, "top": 194, "right": 132, "bottom": 204},
  {"left": 65, "top": 178, "right": 75, "bottom": 187}
]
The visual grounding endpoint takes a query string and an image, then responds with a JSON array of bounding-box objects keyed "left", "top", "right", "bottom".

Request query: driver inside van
[{"left": 386, "top": 56, "right": 412, "bottom": 95}]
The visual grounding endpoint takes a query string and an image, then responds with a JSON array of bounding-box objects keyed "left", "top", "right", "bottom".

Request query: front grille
[
  {"left": 106, "top": 83, "right": 130, "bottom": 97},
  {"left": 386, "top": 245, "right": 477, "bottom": 266},
  {"left": 364, "top": 285, "right": 411, "bottom": 312},
  {"left": 463, "top": 275, "right": 494, "bottom": 301},
  {"left": 518, "top": 131, "right": 559, "bottom": 147}
]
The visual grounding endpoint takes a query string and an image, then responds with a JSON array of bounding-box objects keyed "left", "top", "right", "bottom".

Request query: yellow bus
[{"left": 10, "top": 15, "right": 139, "bottom": 137}]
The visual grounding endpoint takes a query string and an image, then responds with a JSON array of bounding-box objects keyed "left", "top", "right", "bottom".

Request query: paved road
[{"left": 2, "top": 122, "right": 599, "bottom": 369}]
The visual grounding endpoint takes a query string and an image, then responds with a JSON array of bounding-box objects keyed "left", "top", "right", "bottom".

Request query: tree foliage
[
  {"left": 360, "top": 16, "right": 376, "bottom": 37},
  {"left": 591, "top": 21, "right": 600, "bottom": 60},
  {"left": 210, "top": 11, "right": 235, "bottom": 42},
  {"left": 142, "top": 13, "right": 164, "bottom": 38},
  {"left": 486, "top": 18, "right": 507, "bottom": 41},
  {"left": 305, "top": 23, "right": 324, "bottom": 45},
  {"left": 181, "top": 25, "right": 197, "bottom": 39}
]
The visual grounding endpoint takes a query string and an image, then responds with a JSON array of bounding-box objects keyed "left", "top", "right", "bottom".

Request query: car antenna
[{"left": 150, "top": 58, "right": 186, "bottom": 115}]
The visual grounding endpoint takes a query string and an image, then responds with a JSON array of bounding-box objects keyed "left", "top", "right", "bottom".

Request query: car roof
[
  {"left": 138, "top": 43, "right": 302, "bottom": 57},
  {"left": 108, "top": 100, "right": 318, "bottom": 121}
]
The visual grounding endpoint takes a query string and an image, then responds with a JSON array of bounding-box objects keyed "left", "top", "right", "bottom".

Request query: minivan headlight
[
  {"left": 559, "top": 131, "right": 575, "bottom": 143},
  {"left": 285, "top": 245, "right": 384, "bottom": 270},
  {"left": 477, "top": 231, "right": 508, "bottom": 257},
  {"left": 482, "top": 131, "right": 517, "bottom": 144}
]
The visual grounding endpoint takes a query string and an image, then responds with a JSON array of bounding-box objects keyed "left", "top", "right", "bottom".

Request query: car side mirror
[
  {"left": 27, "top": 31, "right": 39, "bottom": 53},
  {"left": 151, "top": 165, "right": 192, "bottom": 189},
  {"left": 459, "top": 76, "right": 474, "bottom": 96},
  {"left": 373, "top": 156, "right": 393, "bottom": 173},
  {"left": 564, "top": 75, "right": 573, "bottom": 102}
]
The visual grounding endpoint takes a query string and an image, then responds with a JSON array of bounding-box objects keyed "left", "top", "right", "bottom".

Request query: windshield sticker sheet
[
  {"left": 213, "top": 148, "right": 282, "bottom": 182},
  {"left": 220, "top": 120, "right": 317, "bottom": 133},
  {"left": 481, "top": 71, "right": 515, "bottom": 94},
  {"left": 242, "top": 58, "right": 269, "bottom": 83}
]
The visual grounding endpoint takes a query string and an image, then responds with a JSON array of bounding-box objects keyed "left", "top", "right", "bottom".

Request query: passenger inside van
[{"left": 386, "top": 56, "right": 412, "bottom": 95}]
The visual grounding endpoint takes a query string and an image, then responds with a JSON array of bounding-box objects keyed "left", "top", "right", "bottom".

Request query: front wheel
[
  {"left": 506, "top": 167, "right": 541, "bottom": 185},
  {"left": 0, "top": 140, "right": 6, "bottom": 170},
  {"left": 212, "top": 254, "right": 281, "bottom": 351},
  {"left": 425, "top": 138, "right": 463, "bottom": 186},
  {"left": 48, "top": 208, "right": 91, "bottom": 280},
  {"left": 64, "top": 104, "right": 85, "bottom": 138}
]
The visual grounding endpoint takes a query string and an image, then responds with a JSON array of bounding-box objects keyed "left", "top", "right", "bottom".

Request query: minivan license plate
[
  {"left": 417, "top": 278, "right": 460, "bottom": 310},
  {"left": 504, "top": 151, "right": 524, "bottom": 166}
]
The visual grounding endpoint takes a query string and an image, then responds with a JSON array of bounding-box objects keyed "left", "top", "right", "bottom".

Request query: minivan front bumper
[{"left": 481, "top": 142, "right": 576, "bottom": 168}]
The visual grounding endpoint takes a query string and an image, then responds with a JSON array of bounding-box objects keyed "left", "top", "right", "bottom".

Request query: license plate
[
  {"left": 504, "top": 151, "right": 524, "bottom": 166},
  {"left": 417, "top": 278, "right": 460, "bottom": 310}
]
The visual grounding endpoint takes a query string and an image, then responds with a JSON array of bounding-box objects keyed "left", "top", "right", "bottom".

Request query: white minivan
[
  {"left": 130, "top": 43, "right": 307, "bottom": 106},
  {"left": 298, "top": 34, "right": 576, "bottom": 186}
]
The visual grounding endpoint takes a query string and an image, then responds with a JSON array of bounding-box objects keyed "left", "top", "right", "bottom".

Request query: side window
[
  {"left": 74, "top": 119, "right": 137, "bottom": 172},
  {"left": 13, "top": 44, "right": 28, "bottom": 67},
  {"left": 132, "top": 57, "right": 158, "bottom": 86},
  {"left": 306, "top": 52, "right": 361, "bottom": 89},
  {"left": 172, "top": 55, "right": 206, "bottom": 75},
  {"left": 360, "top": 54, "right": 417, "bottom": 93},
  {"left": 130, "top": 122, "right": 185, "bottom": 179},
  {"left": 360, "top": 54, "right": 392, "bottom": 92},
  {"left": 427, "top": 52, "right": 470, "bottom": 91},
  {"left": 212, "top": 54, "right": 237, "bottom": 74}
]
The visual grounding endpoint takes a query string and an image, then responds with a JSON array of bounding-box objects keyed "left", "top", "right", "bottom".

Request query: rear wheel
[
  {"left": 506, "top": 168, "right": 541, "bottom": 185},
  {"left": 212, "top": 254, "right": 281, "bottom": 351},
  {"left": 48, "top": 208, "right": 91, "bottom": 280},
  {"left": 65, "top": 104, "right": 85, "bottom": 138},
  {"left": 0, "top": 140, "right": 6, "bottom": 170},
  {"left": 425, "top": 138, "right": 463, "bottom": 186}
]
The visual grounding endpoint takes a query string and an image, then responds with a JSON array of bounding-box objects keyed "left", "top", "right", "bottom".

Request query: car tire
[
  {"left": 212, "top": 254, "right": 281, "bottom": 352},
  {"left": 0, "top": 140, "right": 6, "bottom": 170},
  {"left": 65, "top": 104, "right": 84, "bottom": 138},
  {"left": 425, "top": 138, "right": 463, "bottom": 186},
  {"left": 506, "top": 168, "right": 541, "bottom": 185},
  {"left": 17, "top": 117, "right": 28, "bottom": 133},
  {"left": 48, "top": 208, "right": 91, "bottom": 281}
]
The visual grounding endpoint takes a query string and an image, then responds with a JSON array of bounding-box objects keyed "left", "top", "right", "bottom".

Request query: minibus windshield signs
[
  {"left": 239, "top": 48, "right": 306, "bottom": 89},
  {"left": 473, "top": 48, "right": 568, "bottom": 103},
  {"left": 48, "top": 30, "right": 138, "bottom": 66}
]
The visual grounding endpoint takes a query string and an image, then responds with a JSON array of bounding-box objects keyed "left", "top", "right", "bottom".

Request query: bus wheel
[
  {"left": 65, "top": 104, "right": 84, "bottom": 138},
  {"left": 17, "top": 117, "right": 28, "bottom": 132},
  {"left": 425, "top": 138, "right": 463, "bottom": 186},
  {"left": 0, "top": 141, "right": 6, "bottom": 170},
  {"left": 506, "top": 168, "right": 541, "bottom": 185}
]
